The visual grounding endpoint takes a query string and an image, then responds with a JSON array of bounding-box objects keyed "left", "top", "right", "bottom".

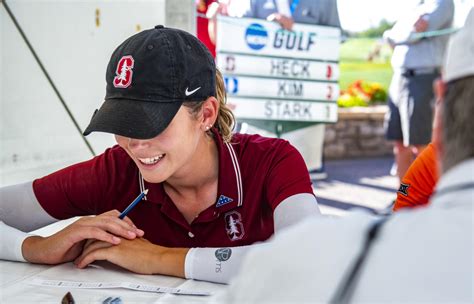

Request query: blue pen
[{"left": 118, "top": 189, "right": 148, "bottom": 219}]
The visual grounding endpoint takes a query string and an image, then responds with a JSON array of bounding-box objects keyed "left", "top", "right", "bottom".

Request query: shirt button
[{"left": 188, "top": 231, "right": 195, "bottom": 238}]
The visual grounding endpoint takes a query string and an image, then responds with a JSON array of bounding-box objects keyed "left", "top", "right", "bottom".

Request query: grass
[{"left": 339, "top": 38, "right": 393, "bottom": 91}]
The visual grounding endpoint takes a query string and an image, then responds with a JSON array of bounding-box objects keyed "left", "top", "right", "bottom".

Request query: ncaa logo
[
  {"left": 113, "top": 55, "right": 134, "bottom": 88},
  {"left": 245, "top": 23, "right": 268, "bottom": 50}
]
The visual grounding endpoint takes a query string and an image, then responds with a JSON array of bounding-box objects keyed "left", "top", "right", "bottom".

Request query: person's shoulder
[
  {"left": 232, "top": 132, "right": 288, "bottom": 144},
  {"left": 410, "top": 143, "right": 438, "bottom": 181},
  {"left": 393, "top": 143, "right": 438, "bottom": 211},
  {"left": 422, "top": 142, "right": 437, "bottom": 163},
  {"left": 231, "top": 132, "right": 293, "bottom": 154}
]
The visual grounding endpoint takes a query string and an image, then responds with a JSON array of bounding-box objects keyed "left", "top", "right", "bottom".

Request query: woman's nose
[{"left": 128, "top": 138, "right": 150, "bottom": 149}]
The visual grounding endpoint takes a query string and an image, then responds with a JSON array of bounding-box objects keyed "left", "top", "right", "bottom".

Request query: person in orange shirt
[
  {"left": 393, "top": 142, "right": 438, "bottom": 211},
  {"left": 393, "top": 77, "right": 446, "bottom": 211}
]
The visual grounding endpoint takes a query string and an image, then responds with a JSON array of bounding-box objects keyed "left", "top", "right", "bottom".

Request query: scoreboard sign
[
  {"left": 216, "top": 53, "right": 339, "bottom": 81},
  {"left": 216, "top": 16, "right": 340, "bottom": 125},
  {"left": 223, "top": 76, "right": 337, "bottom": 100},
  {"left": 230, "top": 98, "right": 338, "bottom": 122}
]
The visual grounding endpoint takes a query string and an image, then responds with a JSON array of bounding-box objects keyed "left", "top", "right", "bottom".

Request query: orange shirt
[{"left": 393, "top": 143, "right": 439, "bottom": 211}]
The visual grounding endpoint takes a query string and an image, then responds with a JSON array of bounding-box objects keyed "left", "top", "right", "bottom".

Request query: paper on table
[
  {"left": 28, "top": 278, "right": 211, "bottom": 296},
  {"left": 25, "top": 262, "right": 211, "bottom": 297}
]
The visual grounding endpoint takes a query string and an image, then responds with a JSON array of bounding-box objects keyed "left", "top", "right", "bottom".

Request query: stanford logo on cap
[{"left": 113, "top": 55, "right": 134, "bottom": 88}]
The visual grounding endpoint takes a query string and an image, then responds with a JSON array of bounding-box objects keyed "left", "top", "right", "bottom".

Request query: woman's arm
[
  {"left": 0, "top": 181, "right": 58, "bottom": 232},
  {"left": 75, "top": 193, "right": 320, "bottom": 284},
  {"left": 0, "top": 222, "right": 31, "bottom": 261},
  {"left": 0, "top": 181, "right": 143, "bottom": 263},
  {"left": 273, "top": 193, "right": 321, "bottom": 231},
  {"left": 185, "top": 193, "right": 320, "bottom": 283},
  {"left": 0, "top": 181, "right": 58, "bottom": 261}
]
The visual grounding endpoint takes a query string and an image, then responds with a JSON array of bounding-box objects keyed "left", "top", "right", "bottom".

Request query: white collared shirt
[
  {"left": 219, "top": 159, "right": 474, "bottom": 303},
  {"left": 385, "top": 0, "right": 454, "bottom": 69}
]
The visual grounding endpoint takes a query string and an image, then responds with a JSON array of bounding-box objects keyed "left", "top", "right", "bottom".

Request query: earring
[{"left": 205, "top": 124, "right": 212, "bottom": 131}]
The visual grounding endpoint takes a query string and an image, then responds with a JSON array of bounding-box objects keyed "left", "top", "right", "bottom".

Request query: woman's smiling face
[{"left": 115, "top": 105, "right": 203, "bottom": 183}]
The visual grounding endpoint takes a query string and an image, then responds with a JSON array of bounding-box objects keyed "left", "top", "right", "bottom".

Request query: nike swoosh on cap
[{"left": 185, "top": 86, "right": 201, "bottom": 96}]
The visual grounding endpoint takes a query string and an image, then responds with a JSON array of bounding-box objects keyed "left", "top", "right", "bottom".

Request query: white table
[
  {"left": 0, "top": 219, "right": 228, "bottom": 303},
  {"left": 0, "top": 260, "right": 227, "bottom": 303}
]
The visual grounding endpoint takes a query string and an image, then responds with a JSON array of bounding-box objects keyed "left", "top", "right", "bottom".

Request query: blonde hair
[{"left": 183, "top": 69, "right": 235, "bottom": 142}]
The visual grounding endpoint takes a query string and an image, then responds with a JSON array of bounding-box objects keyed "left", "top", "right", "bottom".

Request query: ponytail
[{"left": 183, "top": 69, "right": 235, "bottom": 142}]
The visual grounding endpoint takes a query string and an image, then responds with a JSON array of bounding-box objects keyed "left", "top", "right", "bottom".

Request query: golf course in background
[{"left": 339, "top": 38, "right": 393, "bottom": 91}]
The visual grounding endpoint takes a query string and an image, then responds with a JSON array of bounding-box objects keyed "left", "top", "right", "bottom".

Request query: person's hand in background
[{"left": 414, "top": 15, "right": 429, "bottom": 32}]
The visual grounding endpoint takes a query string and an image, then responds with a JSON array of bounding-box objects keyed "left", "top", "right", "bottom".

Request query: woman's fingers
[
  {"left": 75, "top": 247, "right": 109, "bottom": 269},
  {"left": 65, "top": 225, "right": 121, "bottom": 245},
  {"left": 74, "top": 238, "right": 157, "bottom": 274},
  {"left": 75, "top": 212, "right": 144, "bottom": 240},
  {"left": 74, "top": 240, "right": 112, "bottom": 266},
  {"left": 101, "top": 210, "right": 145, "bottom": 237},
  {"left": 121, "top": 215, "right": 145, "bottom": 237},
  {"left": 94, "top": 217, "right": 138, "bottom": 239}
]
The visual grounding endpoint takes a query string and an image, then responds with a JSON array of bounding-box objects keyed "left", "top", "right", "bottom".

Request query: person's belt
[{"left": 402, "top": 67, "right": 440, "bottom": 77}]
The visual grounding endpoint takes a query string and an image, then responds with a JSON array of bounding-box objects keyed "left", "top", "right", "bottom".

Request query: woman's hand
[
  {"left": 21, "top": 210, "right": 144, "bottom": 265},
  {"left": 74, "top": 237, "right": 189, "bottom": 278}
]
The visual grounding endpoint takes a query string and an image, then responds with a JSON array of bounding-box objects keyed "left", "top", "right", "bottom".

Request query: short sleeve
[
  {"left": 264, "top": 141, "right": 313, "bottom": 210},
  {"left": 393, "top": 143, "right": 439, "bottom": 211},
  {"left": 32, "top": 146, "right": 135, "bottom": 219}
]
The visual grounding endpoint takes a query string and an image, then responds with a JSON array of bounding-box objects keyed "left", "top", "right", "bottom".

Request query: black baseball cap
[{"left": 83, "top": 25, "right": 216, "bottom": 139}]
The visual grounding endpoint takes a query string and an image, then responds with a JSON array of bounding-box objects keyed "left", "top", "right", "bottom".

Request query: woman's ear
[{"left": 200, "top": 96, "right": 219, "bottom": 130}]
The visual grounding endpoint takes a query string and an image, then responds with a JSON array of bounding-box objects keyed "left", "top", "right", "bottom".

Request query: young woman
[{"left": 0, "top": 25, "right": 320, "bottom": 283}]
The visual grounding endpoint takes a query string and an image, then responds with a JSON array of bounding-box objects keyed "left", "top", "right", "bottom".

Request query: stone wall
[{"left": 324, "top": 105, "right": 393, "bottom": 159}]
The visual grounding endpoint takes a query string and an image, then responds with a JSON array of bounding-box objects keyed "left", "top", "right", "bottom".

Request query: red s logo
[{"left": 113, "top": 56, "right": 134, "bottom": 88}]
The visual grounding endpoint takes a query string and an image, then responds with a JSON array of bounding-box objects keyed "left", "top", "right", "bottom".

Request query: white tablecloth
[{"left": 0, "top": 260, "right": 227, "bottom": 303}]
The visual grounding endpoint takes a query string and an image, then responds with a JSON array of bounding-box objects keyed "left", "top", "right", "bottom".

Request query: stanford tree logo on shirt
[{"left": 224, "top": 211, "right": 245, "bottom": 241}]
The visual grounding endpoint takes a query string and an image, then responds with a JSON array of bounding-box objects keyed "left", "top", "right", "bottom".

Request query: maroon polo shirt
[{"left": 33, "top": 131, "right": 313, "bottom": 248}]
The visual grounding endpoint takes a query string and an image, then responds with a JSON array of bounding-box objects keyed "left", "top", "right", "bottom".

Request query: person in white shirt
[
  {"left": 243, "top": 0, "right": 341, "bottom": 180},
  {"left": 218, "top": 8, "right": 474, "bottom": 303},
  {"left": 384, "top": 0, "right": 454, "bottom": 182}
]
